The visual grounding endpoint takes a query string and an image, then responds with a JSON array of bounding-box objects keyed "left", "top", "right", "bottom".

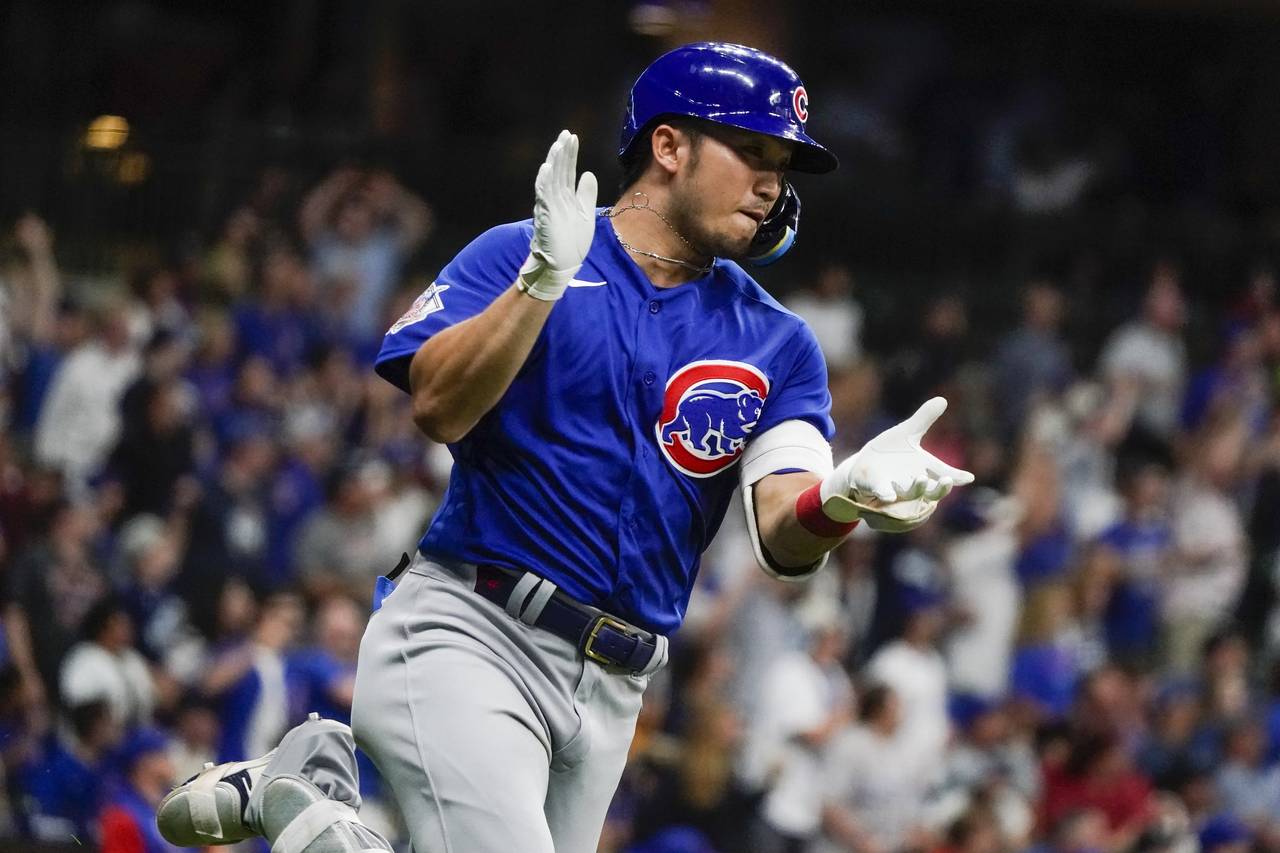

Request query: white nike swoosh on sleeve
[{"left": 566, "top": 279, "right": 607, "bottom": 288}]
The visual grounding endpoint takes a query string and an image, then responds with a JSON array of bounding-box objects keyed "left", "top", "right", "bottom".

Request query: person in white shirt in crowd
[
  {"left": 742, "top": 596, "right": 854, "bottom": 853},
  {"left": 807, "top": 531, "right": 879, "bottom": 660},
  {"left": 1162, "top": 410, "right": 1249, "bottom": 672},
  {"left": 783, "top": 263, "right": 865, "bottom": 372},
  {"left": 723, "top": 572, "right": 809, "bottom": 729},
  {"left": 815, "top": 683, "right": 934, "bottom": 853},
  {"left": 33, "top": 297, "right": 140, "bottom": 492},
  {"left": 1214, "top": 718, "right": 1280, "bottom": 846},
  {"left": 59, "top": 597, "right": 156, "bottom": 728},
  {"left": 1098, "top": 261, "right": 1188, "bottom": 440},
  {"left": 933, "top": 698, "right": 1038, "bottom": 850},
  {"left": 945, "top": 490, "right": 1023, "bottom": 700},
  {"left": 867, "top": 583, "right": 952, "bottom": 774}
]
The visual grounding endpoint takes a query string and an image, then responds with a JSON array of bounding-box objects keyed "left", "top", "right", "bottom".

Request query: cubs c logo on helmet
[
  {"left": 656, "top": 360, "right": 770, "bottom": 478},
  {"left": 792, "top": 86, "right": 809, "bottom": 123}
]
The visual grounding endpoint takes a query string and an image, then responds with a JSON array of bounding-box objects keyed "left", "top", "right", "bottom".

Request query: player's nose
[{"left": 755, "top": 169, "right": 782, "bottom": 205}]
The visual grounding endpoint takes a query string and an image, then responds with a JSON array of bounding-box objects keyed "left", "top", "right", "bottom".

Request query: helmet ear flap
[{"left": 747, "top": 181, "right": 801, "bottom": 267}]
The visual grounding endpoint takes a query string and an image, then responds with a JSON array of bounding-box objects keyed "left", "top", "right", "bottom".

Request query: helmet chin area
[{"left": 746, "top": 181, "right": 801, "bottom": 267}]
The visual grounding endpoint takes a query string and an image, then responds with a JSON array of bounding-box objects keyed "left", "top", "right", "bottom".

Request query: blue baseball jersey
[{"left": 375, "top": 213, "right": 833, "bottom": 633}]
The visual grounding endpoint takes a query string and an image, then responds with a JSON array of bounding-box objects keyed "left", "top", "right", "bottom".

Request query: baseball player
[{"left": 156, "top": 42, "right": 973, "bottom": 853}]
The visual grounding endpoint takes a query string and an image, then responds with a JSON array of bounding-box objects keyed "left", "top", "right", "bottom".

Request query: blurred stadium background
[{"left": 2, "top": 1, "right": 1280, "bottom": 851}]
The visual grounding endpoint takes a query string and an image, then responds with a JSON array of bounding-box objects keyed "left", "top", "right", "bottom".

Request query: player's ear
[{"left": 649, "top": 124, "right": 682, "bottom": 177}]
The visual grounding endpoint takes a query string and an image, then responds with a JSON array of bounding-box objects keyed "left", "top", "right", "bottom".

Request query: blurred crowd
[
  {"left": 607, "top": 256, "right": 1280, "bottom": 853},
  {"left": 0, "top": 154, "right": 1278, "bottom": 853},
  {"left": 0, "top": 167, "right": 437, "bottom": 850}
]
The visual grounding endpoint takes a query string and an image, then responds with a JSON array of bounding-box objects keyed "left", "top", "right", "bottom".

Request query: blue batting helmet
[{"left": 619, "top": 42, "right": 838, "bottom": 174}]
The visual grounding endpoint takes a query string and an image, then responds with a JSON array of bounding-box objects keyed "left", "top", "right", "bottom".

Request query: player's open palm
[
  {"left": 822, "top": 397, "right": 974, "bottom": 532},
  {"left": 518, "top": 129, "right": 598, "bottom": 301}
]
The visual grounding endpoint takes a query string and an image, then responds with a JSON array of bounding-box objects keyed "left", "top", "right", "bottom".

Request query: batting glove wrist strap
[
  {"left": 519, "top": 129, "right": 598, "bottom": 302},
  {"left": 795, "top": 482, "right": 860, "bottom": 538}
]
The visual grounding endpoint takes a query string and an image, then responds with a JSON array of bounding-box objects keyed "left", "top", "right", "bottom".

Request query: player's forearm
[
  {"left": 752, "top": 471, "right": 850, "bottom": 569},
  {"left": 408, "top": 283, "right": 553, "bottom": 443}
]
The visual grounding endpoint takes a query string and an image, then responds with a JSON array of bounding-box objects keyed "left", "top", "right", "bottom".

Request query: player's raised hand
[
  {"left": 517, "top": 129, "right": 599, "bottom": 301},
  {"left": 820, "top": 397, "right": 974, "bottom": 533}
]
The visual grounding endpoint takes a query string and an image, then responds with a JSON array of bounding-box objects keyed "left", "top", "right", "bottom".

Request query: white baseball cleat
[
  {"left": 156, "top": 751, "right": 274, "bottom": 845},
  {"left": 157, "top": 712, "right": 392, "bottom": 853}
]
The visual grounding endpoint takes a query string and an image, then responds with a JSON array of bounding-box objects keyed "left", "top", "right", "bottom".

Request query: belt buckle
[{"left": 583, "top": 615, "right": 632, "bottom": 667}]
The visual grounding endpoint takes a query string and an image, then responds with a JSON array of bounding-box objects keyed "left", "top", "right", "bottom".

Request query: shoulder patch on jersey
[
  {"left": 656, "top": 360, "right": 770, "bottom": 478},
  {"left": 388, "top": 283, "right": 450, "bottom": 334}
]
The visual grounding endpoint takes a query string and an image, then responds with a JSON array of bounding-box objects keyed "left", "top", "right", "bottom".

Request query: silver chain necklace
[{"left": 601, "top": 192, "right": 714, "bottom": 275}]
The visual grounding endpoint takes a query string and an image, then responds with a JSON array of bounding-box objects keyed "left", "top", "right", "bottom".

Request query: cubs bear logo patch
[{"left": 656, "top": 360, "right": 770, "bottom": 478}]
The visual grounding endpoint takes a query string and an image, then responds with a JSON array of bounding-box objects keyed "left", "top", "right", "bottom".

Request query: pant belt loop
[
  {"left": 638, "top": 634, "right": 669, "bottom": 677},
  {"left": 504, "top": 574, "right": 540, "bottom": 620},
  {"left": 518, "top": 578, "right": 558, "bottom": 626}
]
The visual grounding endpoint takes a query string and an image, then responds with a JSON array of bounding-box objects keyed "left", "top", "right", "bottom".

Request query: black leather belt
[{"left": 472, "top": 564, "right": 659, "bottom": 675}]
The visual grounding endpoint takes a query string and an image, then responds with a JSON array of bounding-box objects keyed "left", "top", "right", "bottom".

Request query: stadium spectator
[
  {"left": 993, "top": 280, "right": 1073, "bottom": 438},
  {"left": 17, "top": 699, "right": 119, "bottom": 842},
  {"left": 1162, "top": 414, "right": 1249, "bottom": 672},
  {"left": 59, "top": 597, "right": 156, "bottom": 727},
  {"left": 1215, "top": 719, "right": 1280, "bottom": 842},
  {"left": 108, "top": 369, "right": 196, "bottom": 520},
  {"left": 299, "top": 167, "right": 432, "bottom": 343},
  {"left": 2, "top": 213, "right": 72, "bottom": 436},
  {"left": 1197, "top": 813, "right": 1253, "bottom": 853},
  {"left": 1099, "top": 262, "right": 1188, "bottom": 441},
  {"left": 232, "top": 243, "right": 324, "bottom": 377},
  {"left": 744, "top": 599, "right": 854, "bottom": 853},
  {"left": 179, "top": 426, "right": 276, "bottom": 607},
  {"left": 784, "top": 263, "right": 864, "bottom": 371},
  {"left": 630, "top": 698, "right": 757, "bottom": 852},
  {"left": 4, "top": 498, "right": 108, "bottom": 709},
  {"left": 1039, "top": 732, "right": 1157, "bottom": 849},
  {"left": 294, "top": 455, "right": 398, "bottom": 602},
  {"left": 865, "top": 582, "right": 951, "bottom": 768},
  {"left": 944, "top": 492, "right": 1023, "bottom": 701},
  {"left": 97, "top": 727, "right": 179, "bottom": 853},
  {"left": 32, "top": 296, "right": 140, "bottom": 490},
  {"left": 1096, "top": 458, "right": 1174, "bottom": 667},
  {"left": 815, "top": 683, "right": 935, "bottom": 853},
  {"left": 201, "top": 592, "right": 303, "bottom": 763}
]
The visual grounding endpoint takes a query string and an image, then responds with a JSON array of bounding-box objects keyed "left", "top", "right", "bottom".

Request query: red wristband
[{"left": 795, "top": 483, "right": 860, "bottom": 538}]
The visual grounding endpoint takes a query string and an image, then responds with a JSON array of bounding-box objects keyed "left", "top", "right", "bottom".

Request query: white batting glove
[
  {"left": 516, "top": 129, "right": 598, "bottom": 301},
  {"left": 820, "top": 397, "right": 975, "bottom": 533}
]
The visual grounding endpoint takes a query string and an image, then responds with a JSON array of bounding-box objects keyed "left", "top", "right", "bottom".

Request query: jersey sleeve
[
  {"left": 755, "top": 321, "right": 834, "bottom": 440},
  {"left": 374, "top": 220, "right": 532, "bottom": 393}
]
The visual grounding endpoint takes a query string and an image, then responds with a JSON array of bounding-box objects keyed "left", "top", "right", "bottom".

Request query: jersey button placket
[
  {"left": 643, "top": 371, "right": 656, "bottom": 385},
  {"left": 648, "top": 300, "right": 661, "bottom": 315}
]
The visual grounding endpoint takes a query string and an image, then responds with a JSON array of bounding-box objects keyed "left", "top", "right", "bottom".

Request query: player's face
[{"left": 668, "top": 126, "right": 791, "bottom": 259}]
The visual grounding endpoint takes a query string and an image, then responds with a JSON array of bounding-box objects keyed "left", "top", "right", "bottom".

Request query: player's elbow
[{"left": 411, "top": 393, "right": 470, "bottom": 444}]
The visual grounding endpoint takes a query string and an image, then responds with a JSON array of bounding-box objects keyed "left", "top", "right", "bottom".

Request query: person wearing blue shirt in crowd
[
  {"left": 290, "top": 596, "right": 380, "bottom": 796},
  {"left": 1098, "top": 459, "right": 1174, "bottom": 666},
  {"left": 201, "top": 593, "right": 302, "bottom": 763},
  {"left": 18, "top": 700, "right": 119, "bottom": 843},
  {"left": 232, "top": 244, "right": 326, "bottom": 378},
  {"left": 98, "top": 727, "right": 180, "bottom": 853}
]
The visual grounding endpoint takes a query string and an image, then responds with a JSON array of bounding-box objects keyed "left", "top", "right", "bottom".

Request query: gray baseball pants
[{"left": 340, "top": 552, "right": 668, "bottom": 852}]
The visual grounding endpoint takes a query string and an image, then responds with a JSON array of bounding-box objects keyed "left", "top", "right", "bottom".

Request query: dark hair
[
  {"left": 80, "top": 596, "right": 129, "bottom": 643},
  {"left": 1065, "top": 731, "right": 1121, "bottom": 777},
  {"left": 618, "top": 115, "right": 706, "bottom": 192},
  {"left": 859, "top": 683, "right": 894, "bottom": 723},
  {"left": 68, "top": 700, "right": 113, "bottom": 741}
]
